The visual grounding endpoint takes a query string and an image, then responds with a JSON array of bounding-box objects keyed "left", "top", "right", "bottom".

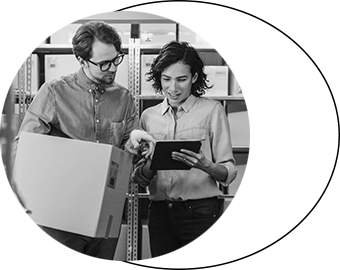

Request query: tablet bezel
[{"left": 150, "top": 140, "right": 202, "bottom": 171}]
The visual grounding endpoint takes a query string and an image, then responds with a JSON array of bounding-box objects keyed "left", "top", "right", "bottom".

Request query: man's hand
[{"left": 130, "top": 130, "right": 156, "bottom": 159}]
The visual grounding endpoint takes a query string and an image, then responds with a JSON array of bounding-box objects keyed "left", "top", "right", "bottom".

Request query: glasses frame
[{"left": 87, "top": 53, "right": 125, "bottom": 72}]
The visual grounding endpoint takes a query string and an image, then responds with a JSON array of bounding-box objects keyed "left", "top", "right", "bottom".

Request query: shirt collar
[
  {"left": 76, "top": 68, "right": 106, "bottom": 95},
  {"left": 161, "top": 94, "right": 198, "bottom": 115}
]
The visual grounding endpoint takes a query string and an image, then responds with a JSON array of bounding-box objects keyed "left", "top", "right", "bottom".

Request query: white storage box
[
  {"left": 204, "top": 66, "right": 229, "bottom": 97},
  {"left": 109, "top": 24, "right": 131, "bottom": 46},
  {"left": 140, "top": 54, "right": 158, "bottom": 96},
  {"left": 13, "top": 132, "right": 133, "bottom": 238},
  {"left": 226, "top": 55, "right": 250, "bottom": 96},
  {"left": 140, "top": 24, "right": 176, "bottom": 45},
  {"left": 178, "top": 23, "right": 211, "bottom": 46},
  {"left": 44, "top": 55, "right": 79, "bottom": 82},
  {"left": 50, "top": 24, "right": 82, "bottom": 44}
]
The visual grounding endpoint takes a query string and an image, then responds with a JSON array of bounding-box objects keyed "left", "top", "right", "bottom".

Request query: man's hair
[
  {"left": 72, "top": 21, "right": 122, "bottom": 60},
  {"left": 146, "top": 41, "right": 211, "bottom": 96}
]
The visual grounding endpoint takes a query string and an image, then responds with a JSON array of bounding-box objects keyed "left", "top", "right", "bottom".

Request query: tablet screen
[{"left": 150, "top": 140, "right": 202, "bottom": 170}]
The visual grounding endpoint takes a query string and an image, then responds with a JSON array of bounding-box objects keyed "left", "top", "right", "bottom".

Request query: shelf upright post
[
  {"left": 18, "top": 59, "right": 26, "bottom": 125},
  {"left": 0, "top": 11, "right": 14, "bottom": 261},
  {"left": 25, "top": 55, "right": 33, "bottom": 107},
  {"left": 126, "top": 38, "right": 140, "bottom": 261},
  {"left": 15, "top": 14, "right": 32, "bottom": 261}
]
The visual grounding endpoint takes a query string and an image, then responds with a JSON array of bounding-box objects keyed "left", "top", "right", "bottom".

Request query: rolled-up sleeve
[{"left": 210, "top": 103, "right": 237, "bottom": 186}]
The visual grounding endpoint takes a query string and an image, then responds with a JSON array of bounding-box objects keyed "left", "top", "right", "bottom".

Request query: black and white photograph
[{"left": 0, "top": 9, "right": 250, "bottom": 262}]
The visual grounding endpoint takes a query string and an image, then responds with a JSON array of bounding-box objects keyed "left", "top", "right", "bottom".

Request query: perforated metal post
[
  {"left": 19, "top": 14, "right": 27, "bottom": 123},
  {"left": 25, "top": 55, "right": 33, "bottom": 106},
  {"left": 126, "top": 38, "right": 140, "bottom": 261},
  {"left": 0, "top": 11, "right": 14, "bottom": 261}
]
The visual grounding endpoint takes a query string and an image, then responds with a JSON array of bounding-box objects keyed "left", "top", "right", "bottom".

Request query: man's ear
[{"left": 78, "top": 57, "right": 87, "bottom": 68}]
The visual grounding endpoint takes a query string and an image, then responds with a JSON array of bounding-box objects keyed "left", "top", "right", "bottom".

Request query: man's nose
[{"left": 109, "top": 63, "right": 117, "bottom": 72}]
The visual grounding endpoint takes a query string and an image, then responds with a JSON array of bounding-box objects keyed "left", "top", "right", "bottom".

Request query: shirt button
[
  {"left": 96, "top": 140, "right": 100, "bottom": 143},
  {"left": 167, "top": 203, "right": 173, "bottom": 208},
  {"left": 95, "top": 99, "right": 99, "bottom": 103},
  {"left": 96, "top": 119, "right": 100, "bottom": 123}
]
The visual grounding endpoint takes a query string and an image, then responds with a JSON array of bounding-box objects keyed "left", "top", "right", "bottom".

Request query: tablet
[{"left": 150, "top": 140, "right": 202, "bottom": 171}]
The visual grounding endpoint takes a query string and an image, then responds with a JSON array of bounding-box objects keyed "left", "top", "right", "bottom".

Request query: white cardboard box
[
  {"left": 226, "top": 55, "right": 250, "bottom": 96},
  {"left": 204, "top": 66, "right": 229, "bottom": 96},
  {"left": 13, "top": 132, "right": 133, "bottom": 238},
  {"left": 178, "top": 23, "right": 211, "bottom": 46},
  {"left": 140, "top": 54, "right": 158, "bottom": 96},
  {"left": 140, "top": 24, "right": 176, "bottom": 45}
]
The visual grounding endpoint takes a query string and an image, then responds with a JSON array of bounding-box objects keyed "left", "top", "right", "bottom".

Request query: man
[{"left": 13, "top": 21, "right": 154, "bottom": 260}]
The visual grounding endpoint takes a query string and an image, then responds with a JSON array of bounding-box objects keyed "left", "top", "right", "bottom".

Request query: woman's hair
[
  {"left": 146, "top": 41, "right": 212, "bottom": 96},
  {"left": 72, "top": 21, "right": 122, "bottom": 60}
]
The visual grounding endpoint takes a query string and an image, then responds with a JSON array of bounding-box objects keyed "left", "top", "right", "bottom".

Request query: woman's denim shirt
[{"left": 134, "top": 95, "right": 237, "bottom": 201}]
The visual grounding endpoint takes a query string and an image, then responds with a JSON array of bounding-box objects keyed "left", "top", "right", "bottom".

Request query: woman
[{"left": 132, "top": 41, "right": 237, "bottom": 258}]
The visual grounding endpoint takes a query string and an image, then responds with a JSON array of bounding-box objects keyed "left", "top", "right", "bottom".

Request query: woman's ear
[{"left": 192, "top": 72, "right": 198, "bottom": 84}]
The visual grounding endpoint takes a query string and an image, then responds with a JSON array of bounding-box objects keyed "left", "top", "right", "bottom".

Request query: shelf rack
[
  {"left": 11, "top": 31, "right": 248, "bottom": 261},
  {"left": 0, "top": 11, "right": 32, "bottom": 261}
]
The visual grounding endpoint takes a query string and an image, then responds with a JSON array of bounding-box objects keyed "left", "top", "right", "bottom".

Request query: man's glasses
[{"left": 87, "top": 53, "right": 124, "bottom": 72}]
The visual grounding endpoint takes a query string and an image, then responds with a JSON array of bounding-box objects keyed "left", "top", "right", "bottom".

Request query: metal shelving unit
[
  {"left": 0, "top": 12, "right": 14, "bottom": 261},
  {"left": 9, "top": 16, "right": 249, "bottom": 260},
  {"left": 0, "top": 12, "right": 31, "bottom": 261}
]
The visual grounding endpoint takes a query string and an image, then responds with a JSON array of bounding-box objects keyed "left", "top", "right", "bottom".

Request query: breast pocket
[
  {"left": 109, "top": 120, "right": 126, "bottom": 147},
  {"left": 178, "top": 128, "right": 207, "bottom": 142}
]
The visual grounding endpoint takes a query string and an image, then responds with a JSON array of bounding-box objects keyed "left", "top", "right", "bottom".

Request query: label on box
[{"left": 108, "top": 161, "right": 119, "bottom": 189}]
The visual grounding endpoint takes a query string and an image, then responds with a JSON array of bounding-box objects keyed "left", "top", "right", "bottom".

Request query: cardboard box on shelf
[
  {"left": 13, "top": 132, "right": 133, "bottom": 238},
  {"left": 109, "top": 24, "right": 131, "bottom": 46},
  {"left": 222, "top": 198, "right": 250, "bottom": 230},
  {"left": 204, "top": 66, "right": 229, "bottom": 96},
  {"left": 50, "top": 24, "right": 82, "bottom": 44},
  {"left": 140, "top": 24, "right": 176, "bottom": 45},
  {"left": 140, "top": 54, "right": 158, "bottom": 96},
  {"left": 178, "top": 23, "right": 211, "bottom": 46},
  {"left": 226, "top": 55, "right": 250, "bottom": 96}
]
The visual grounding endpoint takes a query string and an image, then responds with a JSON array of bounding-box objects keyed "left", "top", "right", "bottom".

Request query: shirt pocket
[
  {"left": 153, "top": 133, "right": 167, "bottom": 141},
  {"left": 109, "top": 120, "right": 126, "bottom": 147},
  {"left": 178, "top": 128, "right": 207, "bottom": 142}
]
